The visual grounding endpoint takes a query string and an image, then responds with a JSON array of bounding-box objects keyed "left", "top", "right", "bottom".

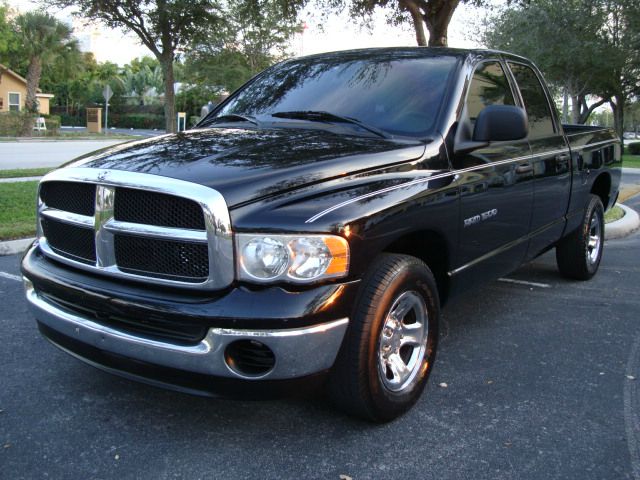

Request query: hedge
[
  {"left": 0, "top": 112, "right": 27, "bottom": 136},
  {"left": 628, "top": 142, "right": 640, "bottom": 155},
  {"left": 0, "top": 112, "right": 61, "bottom": 136},
  {"left": 110, "top": 113, "right": 165, "bottom": 129}
]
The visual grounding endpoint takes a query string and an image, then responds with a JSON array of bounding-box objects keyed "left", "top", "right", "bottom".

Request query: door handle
[
  {"left": 515, "top": 163, "right": 533, "bottom": 174},
  {"left": 555, "top": 154, "right": 570, "bottom": 173}
]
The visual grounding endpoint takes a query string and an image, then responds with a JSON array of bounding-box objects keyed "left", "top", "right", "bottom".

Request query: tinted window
[
  {"left": 466, "top": 61, "right": 515, "bottom": 123},
  {"left": 217, "top": 54, "right": 459, "bottom": 137},
  {"left": 508, "top": 63, "right": 555, "bottom": 138}
]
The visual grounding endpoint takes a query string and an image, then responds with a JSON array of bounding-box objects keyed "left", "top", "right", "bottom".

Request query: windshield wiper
[
  {"left": 271, "top": 111, "right": 392, "bottom": 139},
  {"left": 201, "top": 114, "right": 259, "bottom": 127}
]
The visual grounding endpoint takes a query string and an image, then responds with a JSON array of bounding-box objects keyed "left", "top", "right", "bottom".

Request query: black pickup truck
[{"left": 22, "top": 48, "right": 621, "bottom": 421}]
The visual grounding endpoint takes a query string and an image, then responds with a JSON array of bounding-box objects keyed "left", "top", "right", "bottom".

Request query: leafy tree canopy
[
  {"left": 481, "top": 0, "right": 639, "bottom": 135},
  {"left": 44, "top": 0, "right": 226, "bottom": 132}
]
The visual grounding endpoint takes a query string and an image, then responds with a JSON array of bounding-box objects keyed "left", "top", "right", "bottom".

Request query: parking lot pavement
[{"left": 1, "top": 229, "right": 640, "bottom": 479}]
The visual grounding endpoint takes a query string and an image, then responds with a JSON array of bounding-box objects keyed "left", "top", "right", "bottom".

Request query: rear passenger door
[{"left": 506, "top": 62, "right": 571, "bottom": 259}]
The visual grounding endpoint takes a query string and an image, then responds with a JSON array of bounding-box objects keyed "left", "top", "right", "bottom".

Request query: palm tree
[{"left": 14, "top": 11, "right": 77, "bottom": 134}]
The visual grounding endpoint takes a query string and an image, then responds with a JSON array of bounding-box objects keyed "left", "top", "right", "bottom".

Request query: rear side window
[
  {"left": 508, "top": 63, "right": 555, "bottom": 138},
  {"left": 466, "top": 61, "right": 515, "bottom": 123}
]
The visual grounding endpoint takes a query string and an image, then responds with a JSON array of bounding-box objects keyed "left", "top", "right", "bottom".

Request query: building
[{"left": 0, "top": 63, "right": 55, "bottom": 115}]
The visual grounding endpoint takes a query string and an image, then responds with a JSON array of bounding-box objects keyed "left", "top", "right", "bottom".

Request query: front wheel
[
  {"left": 556, "top": 194, "right": 604, "bottom": 280},
  {"left": 327, "top": 253, "right": 439, "bottom": 422}
]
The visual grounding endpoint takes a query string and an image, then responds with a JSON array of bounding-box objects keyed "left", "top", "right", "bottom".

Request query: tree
[
  {"left": 46, "top": 0, "right": 224, "bottom": 133},
  {"left": 0, "top": 3, "right": 16, "bottom": 62},
  {"left": 482, "top": 0, "right": 610, "bottom": 124},
  {"left": 481, "top": 0, "right": 640, "bottom": 137},
  {"left": 12, "top": 11, "right": 78, "bottom": 134},
  {"left": 183, "top": 0, "right": 301, "bottom": 95},
  {"left": 316, "top": 0, "right": 484, "bottom": 47}
]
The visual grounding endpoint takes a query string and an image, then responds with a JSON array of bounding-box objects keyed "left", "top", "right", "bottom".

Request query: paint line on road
[
  {"left": 498, "top": 277, "right": 551, "bottom": 288},
  {"left": 0, "top": 272, "right": 22, "bottom": 282}
]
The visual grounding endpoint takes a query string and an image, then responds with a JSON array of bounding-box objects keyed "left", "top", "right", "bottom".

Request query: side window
[
  {"left": 466, "top": 61, "right": 515, "bottom": 124},
  {"left": 508, "top": 63, "right": 555, "bottom": 138}
]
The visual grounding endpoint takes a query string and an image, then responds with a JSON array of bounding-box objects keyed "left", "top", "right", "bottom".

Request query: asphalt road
[
  {"left": 0, "top": 140, "right": 129, "bottom": 169},
  {"left": 1, "top": 222, "right": 639, "bottom": 479}
]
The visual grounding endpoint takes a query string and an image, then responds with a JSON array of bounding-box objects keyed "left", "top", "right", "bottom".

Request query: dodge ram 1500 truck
[{"left": 22, "top": 48, "right": 621, "bottom": 421}]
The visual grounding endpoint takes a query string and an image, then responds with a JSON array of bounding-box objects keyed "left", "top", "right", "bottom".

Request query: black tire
[
  {"left": 556, "top": 194, "right": 605, "bottom": 280},
  {"left": 327, "top": 253, "right": 439, "bottom": 422}
]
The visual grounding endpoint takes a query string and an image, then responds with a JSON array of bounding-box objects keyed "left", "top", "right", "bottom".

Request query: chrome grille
[{"left": 37, "top": 169, "right": 234, "bottom": 290}]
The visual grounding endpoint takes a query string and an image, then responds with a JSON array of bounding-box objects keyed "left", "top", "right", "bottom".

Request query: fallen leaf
[
  {"left": 438, "top": 382, "right": 448, "bottom": 388},
  {"left": 627, "top": 375, "right": 636, "bottom": 380},
  {"left": 339, "top": 475, "right": 352, "bottom": 480}
]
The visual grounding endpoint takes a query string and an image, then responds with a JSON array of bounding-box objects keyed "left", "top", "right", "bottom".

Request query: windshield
[{"left": 216, "top": 52, "right": 459, "bottom": 137}]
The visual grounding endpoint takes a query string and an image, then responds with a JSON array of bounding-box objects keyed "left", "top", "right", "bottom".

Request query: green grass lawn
[
  {"left": 0, "top": 181, "right": 38, "bottom": 240},
  {"left": 0, "top": 167, "right": 52, "bottom": 179},
  {"left": 622, "top": 154, "right": 640, "bottom": 168},
  {"left": 605, "top": 205, "right": 625, "bottom": 224}
]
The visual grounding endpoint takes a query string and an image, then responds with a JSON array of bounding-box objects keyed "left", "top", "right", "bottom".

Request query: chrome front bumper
[{"left": 24, "top": 279, "right": 348, "bottom": 380}]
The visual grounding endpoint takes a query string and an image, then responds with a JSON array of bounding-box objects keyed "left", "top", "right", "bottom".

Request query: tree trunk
[
  {"left": 20, "top": 56, "right": 42, "bottom": 136},
  {"left": 571, "top": 95, "right": 581, "bottom": 124},
  {"left": 562, "top": 85, "right": 569, "bottom": 124},
  {"left": 160, "top": 55, "right": 177, "bottom": 133},
  {"left": 401, "top": 0, "right": 427, "bottom": 46},
  {"left": 25, "top": 56, "right": 41, "bottom": 113},
  {"left": 425, "top": 0, "right": 460, "bottom": 47},
  {"left": 610, "top": 95, "right": 624, "bottom": 141}
]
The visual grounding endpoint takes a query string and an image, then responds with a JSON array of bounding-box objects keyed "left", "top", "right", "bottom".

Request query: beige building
[{"left": 0, "top": 63, "right": 55, "bottom": 115}]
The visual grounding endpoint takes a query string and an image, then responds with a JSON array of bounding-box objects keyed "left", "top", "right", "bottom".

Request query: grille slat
[
  {"left": 40, "top": 182, "right": 96, "bottom": 216},
  {"left": 41, "top": 218, "right": 96, "bottom": 264},
  {"left": 114, "top": 187, "right": 205, "bottom": 230},
  {"left": 114, "top": 234, "right": 209, "bottom": 283}
]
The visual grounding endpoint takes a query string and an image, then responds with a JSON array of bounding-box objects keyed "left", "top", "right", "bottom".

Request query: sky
[{"left": 8, "top": 0, "right": 487, "bottom": 65}]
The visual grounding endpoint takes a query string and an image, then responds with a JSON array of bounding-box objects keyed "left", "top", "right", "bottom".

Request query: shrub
[
  {"left": 110, "top": 113, "right": 165, "bottom": 129},
  {"left": 58, "top": 112, "right": 85, "bottom": 127},
  {"left": 628, "top": 142, "right": 640, "bottom": 155},
  {"left": 0, "top": 112, "right": 37, "bottom": 136},
  {"left": 43, "top": 115, "right": 60, "bottom": 136}
]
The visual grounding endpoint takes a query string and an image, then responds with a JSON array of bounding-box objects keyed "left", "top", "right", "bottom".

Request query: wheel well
[
  {"left": 383, "top": 231, "right": 450, "bottom": 305},
  {"left": 591, "top": 173, "right": 611, "bottom": 210}
]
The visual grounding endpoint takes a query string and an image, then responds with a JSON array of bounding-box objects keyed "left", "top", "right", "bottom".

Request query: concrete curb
[
  {"left": 0, "top": 176, "right": 43, "bottom": 183},
  {"left": 607, "top": 204, "right": 640, "bottom": 240},
  {"left": 0, "top": 237, "right": 35, "bottom": 256}
]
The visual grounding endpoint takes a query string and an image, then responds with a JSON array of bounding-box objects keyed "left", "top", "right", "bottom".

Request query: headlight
[{"left": 237, "top": 234, "right": 349, "bottom": 283}]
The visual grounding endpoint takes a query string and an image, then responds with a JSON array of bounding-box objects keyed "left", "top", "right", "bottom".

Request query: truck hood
[{"left": 67, "top": 127, "right": 426, "bottom": 208}]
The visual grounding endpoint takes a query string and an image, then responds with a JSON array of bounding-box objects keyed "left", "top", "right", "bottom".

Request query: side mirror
[{"left": 473, "top": 105, "right": 529, "bottom": 142}]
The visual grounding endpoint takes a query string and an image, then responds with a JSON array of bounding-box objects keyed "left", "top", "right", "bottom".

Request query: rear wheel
[
  {"left": 556, "top": 194, "right": 604, "bottom": 280},
  {"left": 328, "top": 253, "right": 439, "bottom": 422}
]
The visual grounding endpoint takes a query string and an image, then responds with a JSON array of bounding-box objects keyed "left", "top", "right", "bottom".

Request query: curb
[
  {"left": 0, "top": 176, "right": 43, "bottom": 183},
  {"left": 0, "top": 237, "right": 35, "bottom": 256},
  {"left": 607, "top": 204, "right": 640, "bottom": 240}
]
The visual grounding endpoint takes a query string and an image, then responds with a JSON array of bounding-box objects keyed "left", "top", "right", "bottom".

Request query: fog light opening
[{"left": 224, "top": 340, "right": 276, "bottom": 377}]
